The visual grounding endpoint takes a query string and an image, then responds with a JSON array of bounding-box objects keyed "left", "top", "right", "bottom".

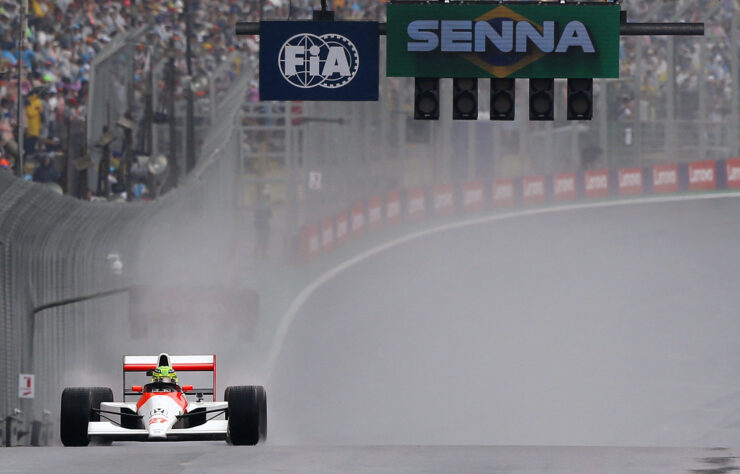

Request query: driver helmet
[{"left": 151, "top": 366, "right": 178, "bottom": 383}]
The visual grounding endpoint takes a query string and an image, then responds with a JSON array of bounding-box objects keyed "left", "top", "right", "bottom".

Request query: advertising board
[
  {"left": 553, "top": 173, "right": 576, "bottom": 201},
  {"left": 618, "top": 168, "right": 643, "bottom": 195},
  {"left": 584, "top": 169, "right": 609, "bottom": 198},
  {"left": 652, "top": 164, "right": 679, "bottom": 194},
  {"left": 688, "top": 160, "right": 716, "bottom": 191},
  {"left": 259, "top": 21, "right": 379, "bottom": 100},
  {"left": 387, "top": 4, "right": 620, "bottom": 78},
  {"left": 433, "top": 185, "right": 456, "bottom": 216},
  {"left": 492, "top": 179, "right": 515, "bottom": 208},
  {"left": 463, "top": 181, "right": 485, "bottom": 213},
  {"left": 522, "top": 176, "right": 546, "bottom": 204}
]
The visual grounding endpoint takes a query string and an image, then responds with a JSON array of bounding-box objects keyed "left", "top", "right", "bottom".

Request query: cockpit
[{"left": 144, "top": 382, "right": 181, "bottom": 393}]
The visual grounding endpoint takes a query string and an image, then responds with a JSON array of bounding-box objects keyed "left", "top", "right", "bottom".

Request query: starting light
[
  {"left": 452, "top": 78, "right": 478, "bottom": 120},
  {"left": 414, "top": 77, "right": 440, "bottom": 120},
  {"left": 529, "top": 78, "right": 554, "bottom": 121},
  {"left": 490, "top": 78, "right": 515, "bottom": 121},
  {"left": 567, "top": 78, "right": 593, "bottom": 120}
]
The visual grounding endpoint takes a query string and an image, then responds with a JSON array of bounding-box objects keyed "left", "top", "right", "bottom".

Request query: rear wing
[{"left": 122, "top": 355, "right": 217, "bottom": 401}]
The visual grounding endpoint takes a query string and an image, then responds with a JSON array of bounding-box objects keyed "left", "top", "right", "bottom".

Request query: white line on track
[{"left": 265, "top": 191, "right": 740, "bottom": 377}]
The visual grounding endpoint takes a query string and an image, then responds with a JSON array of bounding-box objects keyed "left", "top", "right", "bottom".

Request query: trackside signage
[
  {"left": 522, "top": 176, "right": 546, "bottom": 204},
  {"left": 351, "top": 203, "right": 366, "bottom": 237},
  {"left": 367, "top": 197, "right": 383, "bottom": 230},
  {"left": 259, "top": 21, "right": 379, "bottom": 100},
  {"left": 463, "top": 181, "right": 485, "bottom": 213},
  {"left": 618, "top": 168, "right": 643, "bottom": 195},
  {"left": 553, "top": 173, "right": 576, "bottom": 201},
  {"left": 652, "top": 164, "right": 679, "bottom": 193},
  {"left": 434, "top": 185, "right": 456, "bottom": 216},
  {"left": 407, "top": 187, "right": 427, "bottom": 220},
  {"left": 492, "top": 179, "right": 515, "bottom": 208},
  {"left": 688, "top": 160, "right": 716, "bottom": 191},
  {"left": 386, "top": 190, "right": 402, "bottom": 225},
  {"left": 386, "top": 4, "right": 619, "bottom": 78},
  {"left": 321, "top": 217, "right": 335, "bottom": 252},
  {"left": 335, "top": 211, "right": 349, "bottom": 246},
  {"left": 301, "top": 223, "right": 320, "bottom": 260},
  {"left": 726, "top": 158, "right": 740, "bottom": 189},
  {"left": 585, "top": 169, "right": 609, "bottom": 198}
]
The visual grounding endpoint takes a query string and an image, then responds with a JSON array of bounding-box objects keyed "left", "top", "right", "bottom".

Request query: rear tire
[
  {"left": 225, "top": 385, "right": 266, "bottom": 446},
  {"left": 60, "top": 387, "right": 113, "bottom": 447}
]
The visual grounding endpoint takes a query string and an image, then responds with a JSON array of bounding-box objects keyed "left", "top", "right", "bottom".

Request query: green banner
[{"left": 387, "top": 3, "right": 620, "bottom": 78}]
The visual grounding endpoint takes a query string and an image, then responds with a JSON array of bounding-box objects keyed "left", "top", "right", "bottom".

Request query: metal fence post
[
  {"left": 731, "top": 12, "right": 739, "bottom": 158},
  {"left": 699, "top": 34, "right": 708, "bottom": 160}
]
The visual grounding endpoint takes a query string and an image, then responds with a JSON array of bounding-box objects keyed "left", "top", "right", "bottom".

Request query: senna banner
[{"left": 386, "top": 3, "right": 620, "bottom": 78}]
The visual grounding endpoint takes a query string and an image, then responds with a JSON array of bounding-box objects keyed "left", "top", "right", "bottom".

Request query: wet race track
[
  {"left": 2, "top": 444, "right": 740, "bottom": 473},
  {"left": 6, "top": 196, "right": 740, "bottom": 472}
]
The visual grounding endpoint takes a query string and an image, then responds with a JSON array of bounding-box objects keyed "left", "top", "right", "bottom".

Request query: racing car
[{"left": 60, "top": 353, "right": 266, "bottom": 446}]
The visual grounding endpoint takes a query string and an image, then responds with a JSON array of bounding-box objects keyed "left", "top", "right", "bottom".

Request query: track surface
[
  {"left": 269, "top": 197, "right": 740, "bottom": 447},
  {"left": 1, "top": 444, "right": 739, "bottom": 473},
  {"left": 7, "top": 197, "right": 740, "bottom": 472}
]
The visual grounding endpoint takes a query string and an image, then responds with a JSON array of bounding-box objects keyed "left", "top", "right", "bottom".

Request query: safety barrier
[{"left": 297, "top": 157, "right": 740, "bottom": 262}]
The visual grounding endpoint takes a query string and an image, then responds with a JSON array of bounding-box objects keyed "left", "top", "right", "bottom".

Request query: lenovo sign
[
  {"left": 584, "top": 169, "right": 609, "bottom": 198},
  {"left": 300, "top": 223, "right": 320, "bottom": 261},
  {"left": 463, "top": 181, "right": 485, "bottom": 213},
  {"left": 553, "top": 173, "right": 576, "bottom": 201},
  {"left": 492, "top": 179, "right": 515, "bottom": 208},
  {"left": 652, "top": 164, "right": 679, "bottom": 194},
  {"left": 688, "top": 160, "right": 716, "bottom": 191},
  {"left": 407, "top": 187, "right": 427, "bottom": 220},
  {"left": 335, "top": 211, "right": 349, "bottom": 246},
  {"left": 433, "top": 185, "right": 456, "bottom": 216},
  {"left": 386, "top": 190, "right": 402, "bottom": 225},
  {"left": 522, "top": 176, "right": 546, "bottom": 204},
  {"left": 618, "top": 168, "right": 643, "bottom": 196},
  {"left": 321, "top": 217, "right": 335, "bottom": 253},
  {"left": 367, "top": 196, "right": 383, "bottom": 231},
  {"left": 351, "top": 202, "right": 366, "bottom": 237},
  {"left": 726, "top": 158, "right": 740, "bottom": 189}
]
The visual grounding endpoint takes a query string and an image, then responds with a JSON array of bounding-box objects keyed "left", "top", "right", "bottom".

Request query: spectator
[
  {"left": 24, "top": 90, "right": 43, "bottom": 157},
  {"left": 32, "top": 154, "right": 60, "bottom": 183}
]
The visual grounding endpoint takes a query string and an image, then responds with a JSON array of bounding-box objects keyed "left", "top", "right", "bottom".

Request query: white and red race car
[{"left": 60, "top": 353, "right": 266, "bottom": 446}]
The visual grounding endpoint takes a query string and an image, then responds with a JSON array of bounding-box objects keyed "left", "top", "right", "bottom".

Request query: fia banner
[{"left": 259, "top": 21, "right": 379, "bottom": 100}]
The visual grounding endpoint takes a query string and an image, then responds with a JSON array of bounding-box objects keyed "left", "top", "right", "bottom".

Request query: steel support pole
[
  {"left": 634, "top": 38, "right": 643, "bottom": 166},
  {"left": 731, "top": 13, "right": 739, "bottom": 159},
  {"left": 167, "top": 41, "right": 178, "bottom": 189},
  {"left": 698, "top": 35, "right": 707, "bottom": 160},
  {"left": 15, "top": 0, "right": 27, "bottom": 177},
  {"left": 598, "top": 80, "right": 608, "bottom": 168},
  {"left": 666, "top": 37, "right": 676, "bottom": 161},
  {"left": 185, "top": 0, "right": 196, "bottom": 173}
]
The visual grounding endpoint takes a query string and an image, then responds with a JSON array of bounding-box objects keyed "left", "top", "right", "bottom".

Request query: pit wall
[{"left": 297, "top": 158, "right": 740, "bottom": 261}]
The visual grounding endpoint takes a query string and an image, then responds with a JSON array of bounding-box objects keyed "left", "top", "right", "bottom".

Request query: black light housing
[
  {"left": 529, "top": 78, "right": 554, "bottom": 121},
  {"left": 490, "top": 78, "right": 515, "bottom": 121},
  {"left": 452, "top": 78, "right": 478, "bottom": 120},
  {"left": 567, "top": 78, "right": 593, "bottom": 120},
  {"left": 414, "top": 77, "right": 440, "bottom": 120}
]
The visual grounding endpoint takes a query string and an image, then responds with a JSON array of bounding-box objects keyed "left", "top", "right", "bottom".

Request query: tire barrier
[{"left": 297, "top": 157, "right": 740, "bottom": 261}]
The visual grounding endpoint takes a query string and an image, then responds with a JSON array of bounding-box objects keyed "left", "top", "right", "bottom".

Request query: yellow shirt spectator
[{"left": 25, "top": 94, "right": 43, "bottom": 138}]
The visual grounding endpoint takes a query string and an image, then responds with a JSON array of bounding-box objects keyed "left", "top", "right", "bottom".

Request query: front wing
[{"left": 88, "top": 420, "right": 229, "bottom": 441}]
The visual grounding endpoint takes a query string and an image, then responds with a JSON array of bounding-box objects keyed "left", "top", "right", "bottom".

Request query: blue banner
[{"left": 259, "top": 21, "right": 379, "bottom": 101}]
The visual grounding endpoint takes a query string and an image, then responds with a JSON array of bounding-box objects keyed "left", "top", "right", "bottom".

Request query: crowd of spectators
[
  {"left": 0, "top": 0, "right": 737, "bottom": 186},
  {"left": 0, "top": 0, "right": 259, "bottom": 193}
]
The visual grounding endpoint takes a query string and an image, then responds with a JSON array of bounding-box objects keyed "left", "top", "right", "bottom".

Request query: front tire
[
  {"left": 225, "top": 385, "right": 267, "bottom": 446},
  {"left": 60, "top": 387, "right": 113, "bottom": 447}
]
